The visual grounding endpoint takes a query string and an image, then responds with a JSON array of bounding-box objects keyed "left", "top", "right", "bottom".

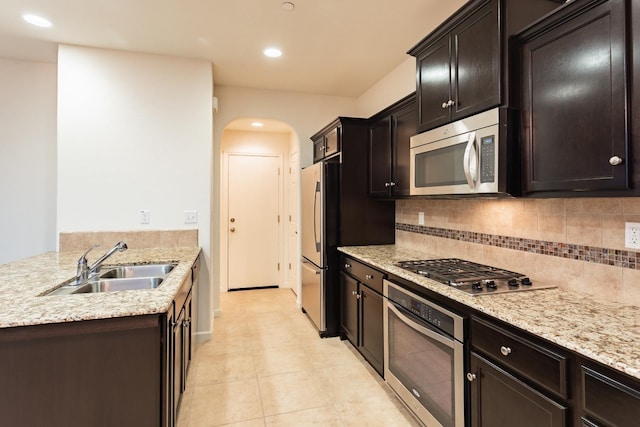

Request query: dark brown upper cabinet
[
  {"left": 408, "top": 0, "right": 563, "bottom": 134},
  {"left": 313, "top": 126, "right": 340, "bottom": 163},
  {"left": 512, "top": 0, "right": 629, "bottom": 196},
  {"left": 368, "top": 93, "right": 417, "bottom": 198}
]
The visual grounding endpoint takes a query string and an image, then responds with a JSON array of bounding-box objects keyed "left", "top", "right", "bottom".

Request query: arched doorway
[{"left": 219, "top": 118, "right": 301, "bottom": 303}]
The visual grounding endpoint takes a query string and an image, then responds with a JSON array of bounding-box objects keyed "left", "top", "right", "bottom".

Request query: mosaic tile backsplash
[{"left": 395, "top": 198, "right": 640, "bottom": 306}]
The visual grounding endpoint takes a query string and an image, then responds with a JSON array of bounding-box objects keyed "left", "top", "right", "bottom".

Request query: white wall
[
  {"left": 57, "top": 45, "right": 214, "bottom": 339},
  {"left": 356, "top": 56, "right": 416, "bottom": 118},
  {"left": 0, "top": 59, "right": 57, "bottom": 264}
]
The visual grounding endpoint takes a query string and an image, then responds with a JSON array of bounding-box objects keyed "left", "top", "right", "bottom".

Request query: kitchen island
[{"left": 0, "top": 247, "right": 201, "bottom": 427}]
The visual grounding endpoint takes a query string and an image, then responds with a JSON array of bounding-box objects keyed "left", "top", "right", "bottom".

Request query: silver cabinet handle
[
  {"left": 442, "top": 102, "right": 448, "bottom": 109},
  {"left": 384, "top": 182, "right": 397, "bottom": 187},
  {"left": 356, "top": 293, "right": 361, "bottom": 299},
  {"left": 500, "top": 346, "right": 512, "bottom": 356},
  {"left": 344, "top": 263, "right": 351, "bottom": 269},
  {"left": 609, "top": 156, "right": 623, "bottom": 166},
  {"left": 365, "top": 274, "right": 373, "bottom": 280},
  {"left": 352, "top": 290, "right": 357, "bottom": 296},
  {"left": 466, "top": 373, "right": 477, "bottom": 382},
  {"left": 442, "top": 100, "right": 455, "bottom": 108}
]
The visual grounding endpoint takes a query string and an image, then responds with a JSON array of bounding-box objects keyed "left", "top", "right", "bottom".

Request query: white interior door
[
  {"left": 227, "top": 154, "right": 281, "bottom": 290},
  {"left": 288, "top": 152, "right": 300, "bottom": 294}
]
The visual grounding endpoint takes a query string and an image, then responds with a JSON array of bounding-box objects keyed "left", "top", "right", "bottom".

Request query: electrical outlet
[
  {"left": 184, "top": 210, "right": 198, "bottom": 224},
  {"left": 625, "top": 222, "right": 640, "bottom": 249},
  {"left": 418, "top": 211, "right": 425, "bottom": 226},
  {"left": 140, "top": 209, "right": 150, "bottom": 224}
]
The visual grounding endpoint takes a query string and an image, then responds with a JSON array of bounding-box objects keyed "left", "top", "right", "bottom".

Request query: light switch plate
[
  {"left": 140, "top": 209, "right": 150, "bottom": 224},
  {"left": 184, "top": 210, "right": 198, "bottom": 224},
  {"left": 625, "top": 222, "right": 640, "bottom": 249}
]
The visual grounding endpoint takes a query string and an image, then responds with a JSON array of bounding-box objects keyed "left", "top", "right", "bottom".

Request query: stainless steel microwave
[{"left": 410, "top": 107, "right": 513, "bottom": 196}]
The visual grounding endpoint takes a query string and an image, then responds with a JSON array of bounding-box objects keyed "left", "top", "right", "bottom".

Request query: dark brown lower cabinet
[
  {"left": 469, "top": 352, "right": 568, "bottom": 427},
  {"left": 579, "top": 362, "right": 640, "bottom": 427},
  {"left": 339, "top": 271, "right": 384, "bottom": 376},
  {"left": 0, "top": 316, "right": 162, "bottom": 427}
]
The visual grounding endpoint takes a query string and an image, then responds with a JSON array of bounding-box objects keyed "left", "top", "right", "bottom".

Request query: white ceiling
[{"left": 0, "top": 0, "right": 466, "bottom": 97}]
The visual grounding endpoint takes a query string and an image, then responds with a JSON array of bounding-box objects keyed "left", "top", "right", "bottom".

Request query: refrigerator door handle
[{"left": 314, "top": 181, "right": 321, "bottom": 252}]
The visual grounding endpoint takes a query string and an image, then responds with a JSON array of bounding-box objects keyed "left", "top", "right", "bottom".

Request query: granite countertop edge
[
  {"left": 338, "top": 244, "right": 640, "bottom": 381},
  {"left": 0, "top": 247, "right": 201, "bottom": 329}
]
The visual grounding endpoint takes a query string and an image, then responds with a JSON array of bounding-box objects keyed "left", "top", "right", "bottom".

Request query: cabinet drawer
[
  {"left": 341, "top": 256, "right": 384, "bottom": 294},
  {"left": 471, "top": 318, "right": 568, "bottom": 398},
  {"left": 581, "top": 365, "right": 640, "bottom": 427}
]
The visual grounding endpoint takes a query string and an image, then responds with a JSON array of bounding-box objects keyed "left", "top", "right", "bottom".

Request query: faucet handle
[{"left": 78, "top": 244, "right": 100, "bottom": 265}]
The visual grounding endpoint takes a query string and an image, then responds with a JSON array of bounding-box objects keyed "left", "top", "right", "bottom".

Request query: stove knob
[
  {"left": 520, "top": 277, "right": 532, "bottom": 286},
  {"left": 485, "top": 280, "right": 497, "bottom": 289},
  {"left": 472, "top": 281, "right": 483, "bottom": 290},
  {"left": 507, "top": 278, "right": 519, "bottom": 287}
]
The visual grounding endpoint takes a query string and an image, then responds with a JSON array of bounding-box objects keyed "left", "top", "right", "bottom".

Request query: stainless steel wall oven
[{"left": 384, "top": 280, "right": 466, "bottom": 427}]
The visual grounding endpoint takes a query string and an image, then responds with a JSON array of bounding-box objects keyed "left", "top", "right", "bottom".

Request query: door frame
[{"left": 221, "top": 151, "right": 284, "bottom": 291}]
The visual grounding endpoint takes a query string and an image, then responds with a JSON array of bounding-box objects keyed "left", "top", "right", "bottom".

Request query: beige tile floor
[{"left": 178, "top": 287, "right": 422, "bottom": 427}]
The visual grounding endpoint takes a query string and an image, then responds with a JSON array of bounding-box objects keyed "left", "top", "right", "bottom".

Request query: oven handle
[{"left": 387, "top": 301, "right": 454, "bottom": 349}]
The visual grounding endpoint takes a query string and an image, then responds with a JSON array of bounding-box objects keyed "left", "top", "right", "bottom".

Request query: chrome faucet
[{"left": 76, "top": 241, "right": 128, "bottom": 284}]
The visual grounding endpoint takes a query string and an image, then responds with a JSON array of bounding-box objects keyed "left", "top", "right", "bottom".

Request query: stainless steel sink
[
  {"left": 47, "top": 277, "right": 164, "bottom": 295},
  {"left": 45, "top": 262, "right": 176, "bottom": 296},
  {"left": 99, "top": 263, "right": 176, "bottom": 279},
  {"left": 77, "top": 277, "right": 164, "bottom": 293}
]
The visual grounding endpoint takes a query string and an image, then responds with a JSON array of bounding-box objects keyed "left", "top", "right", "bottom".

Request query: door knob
[
  {"left": 230, "top": 218, "right": 236, "bottom": 223},
  {"left": 230, "top": 227, "right": 236, "bottom": 232}
]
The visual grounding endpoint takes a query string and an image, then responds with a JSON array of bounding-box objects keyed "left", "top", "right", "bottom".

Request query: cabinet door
[
  {"left": 173, "top": 306, "right": 185, "bottom": 423},
  {"left": 340, "top": 272, "right": 358, "bottom": 345},
  {"left": 324, "top": 127, "right": 340, "bottom": 158},
  {"left": 520, "top": 0, "right": 628, "bottom": 193},
  {"left": 313, "top": 137, "right": 325, "bottom": 163},
  {"left": 469, "top": 352, "right": 568, "bottom": 427},
  {"left": 451, "top": 0, "right": 500, "bottom": 121},
  {"left": 368, "top": 116, "right": 392, "bottom": 198},
  {"left": 183, "top": 291, "right": 193, "bottom": 384},
  {"left": 359, "top": 284, "right": 384, "bottom": 376},
  {"left": 392, "top": 101, "right": 417, "bottom": 197},
  {"left": 416, "top": 35, "right": 452, "bottom": 132}
]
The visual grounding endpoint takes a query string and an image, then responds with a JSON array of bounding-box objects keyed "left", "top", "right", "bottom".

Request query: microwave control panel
[{"left": 480, "top": 135, "right": 495, "bottom": 183}]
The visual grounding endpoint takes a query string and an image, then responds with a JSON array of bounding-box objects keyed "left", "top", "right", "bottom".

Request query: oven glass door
[{"left": 387, "top": 301, "right": 461, "bottom": 427}]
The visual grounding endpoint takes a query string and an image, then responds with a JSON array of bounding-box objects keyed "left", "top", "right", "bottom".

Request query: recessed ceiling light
[
  {"left": 251, "top": 122, "right": 264, "bottom": 128},
  {"left": 263, "top": 48, "right": 282, "bottom": 58},
  {"left": 23, "top": 14, "right": 52, "bottom": 28}
]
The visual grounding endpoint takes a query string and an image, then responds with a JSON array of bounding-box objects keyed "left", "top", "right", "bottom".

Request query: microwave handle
[{"left": 463, "top": 131, "right": 477, "bottom": 189}]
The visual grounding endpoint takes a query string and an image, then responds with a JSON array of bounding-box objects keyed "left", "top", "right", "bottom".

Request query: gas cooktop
[{"left": 396, "top": 258, "right": 555, "bottom": 296}]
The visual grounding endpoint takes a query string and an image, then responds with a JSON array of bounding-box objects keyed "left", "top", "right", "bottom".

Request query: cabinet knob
[
  {"left": 352, "top": 290, "right": 357, "bottom": 296},
  {"left": 500, "top": 346, "right": 512, "bottom": 356},
  {"left": 442, "top": 100, "right": 455, "bottom": 108},
  {"left": 609, "top": 156, "right": 623, "bottom": 166},
  {"left": 356, "top": 293, "right": 361, "bottom": 299},
  {"left": 365, "top": 274, "right": 373, "bottom": 280},
  {"left": 385, "top": 182, "right": 391, "bottom": 187},
  {"left": 344, "top": 263, "right": 351, "bottom": 269},
  {"left": 389, "top": 182, "right": 396, "bottom": 187},
  {"left": 442, "top": 102, "right": 448, "bottom": 109},
  {"left": 466, "top": 373, "right": 477, "bottom": 382}
]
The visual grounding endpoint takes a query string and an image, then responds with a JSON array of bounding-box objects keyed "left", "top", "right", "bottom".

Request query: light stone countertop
[
  {"left": 339, "top": 245, "right": 640, "bottom": 381},
  {"left": 0, "top": 247, "right": 201, "bottom": 328}
]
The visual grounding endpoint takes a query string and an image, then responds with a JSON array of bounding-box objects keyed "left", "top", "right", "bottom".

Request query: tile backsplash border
[{"left": 396, "top": 223, "right": 640, "bottom": 270}]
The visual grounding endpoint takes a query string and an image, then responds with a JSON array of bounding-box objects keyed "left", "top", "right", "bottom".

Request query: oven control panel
[{"left": 388, "top": 286, "right": 455, "bottom": 337}]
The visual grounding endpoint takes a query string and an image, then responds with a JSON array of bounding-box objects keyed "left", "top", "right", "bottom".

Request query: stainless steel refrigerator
[{"left": 300, "top": 161, "right": 339, "bottom": 337}]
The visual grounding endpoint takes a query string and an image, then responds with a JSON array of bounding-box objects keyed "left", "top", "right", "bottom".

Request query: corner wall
[
  {"left": 57, "top": 45, "right": 214, "bottom": 339},
  {"left": 0, "top": 59, "right": 57, "bottom": 264}
]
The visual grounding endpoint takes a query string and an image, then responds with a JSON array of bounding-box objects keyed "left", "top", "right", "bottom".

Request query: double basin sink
[{"left": 47, "top": 263, "right": 177, "bottom": 296}]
